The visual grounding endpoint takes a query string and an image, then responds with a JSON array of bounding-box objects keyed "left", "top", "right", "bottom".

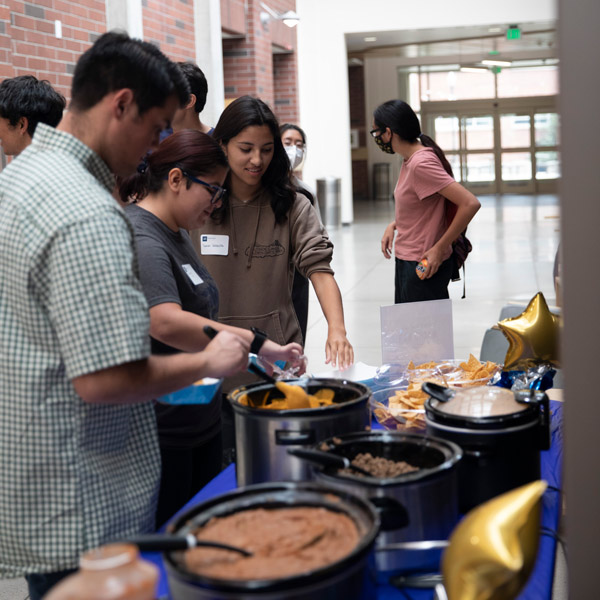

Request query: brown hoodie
[{"left": 192, "top": 191, "right": 333, "bottom": 348}]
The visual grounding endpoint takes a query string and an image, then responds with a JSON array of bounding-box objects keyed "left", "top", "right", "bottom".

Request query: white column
[
  {"left": 193, "top": 0, "right": 225, "bottom": 128},
  {"left": 105, "top": 0, "right": 143, "bottom": 38},
  {"left": 560, "top": 0, "right": 600, "bottom": 596}
]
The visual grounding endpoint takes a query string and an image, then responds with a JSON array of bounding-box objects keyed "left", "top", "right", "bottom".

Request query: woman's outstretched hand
[{"left": 325, "top": 328, "right": 354, "bottom": 370}]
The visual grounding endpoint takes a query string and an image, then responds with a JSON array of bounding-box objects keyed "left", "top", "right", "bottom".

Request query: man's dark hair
[
  {"left": 70, "top": 31, "right": 189, "bottom": 114},
  {"left": 177, "top": 62, "right": 208, "bottom": 113},
  {"left": 0, "top": 76, "right": 65, "bottom": 136}
]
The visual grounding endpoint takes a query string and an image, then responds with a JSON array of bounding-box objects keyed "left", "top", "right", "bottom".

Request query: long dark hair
[
  {"left": 373, "top": 99, "right": 453, "bottom": 177},
  {"left": 211, "top": 95, "right": 295, "bottom": 224},
  {"left": 119, "top": 130, "right": 228, "bottom": 203}
]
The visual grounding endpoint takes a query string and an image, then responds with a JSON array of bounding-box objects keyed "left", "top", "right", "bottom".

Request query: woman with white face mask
[{"left": 280, "top": 123, "right": 322, "bottom": 343}]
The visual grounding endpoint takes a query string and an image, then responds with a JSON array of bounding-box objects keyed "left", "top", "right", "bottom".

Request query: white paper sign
[
  {"left": 380, "top": 299, "right": 454, "bottom": 366},
  {"left": 200, "top": 234, "right": 229, "bottom": 256}
]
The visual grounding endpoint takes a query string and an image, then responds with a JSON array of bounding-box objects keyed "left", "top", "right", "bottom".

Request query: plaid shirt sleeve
[{"left": 45, "top": 211, "right": 151, "bottom": 379}]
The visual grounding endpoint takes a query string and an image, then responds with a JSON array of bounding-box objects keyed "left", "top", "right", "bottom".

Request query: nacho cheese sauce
[{"left": 184, "top": 506, "right": 359, "bottom": 580}]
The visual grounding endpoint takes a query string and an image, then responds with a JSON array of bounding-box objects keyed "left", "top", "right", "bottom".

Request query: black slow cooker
[
  {"left": 310, "top": 431, "right": 462, "bottom": 574},
  {"left": 163, "top": 482, "right": 380, "bottom": 600},
  {"left": 423, "top": 382, "right": 550, "bottom": 513}
]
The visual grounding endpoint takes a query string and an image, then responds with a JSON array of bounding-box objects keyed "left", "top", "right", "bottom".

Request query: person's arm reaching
[
  {"left": 309, "top": 271, "right": 354, "bottom": 370},
  {"left": 148, "top": 302, "right": 304, "bottom": 372},
  {"left": 72, "top": 331, "right": 249, "bottom": 405}
]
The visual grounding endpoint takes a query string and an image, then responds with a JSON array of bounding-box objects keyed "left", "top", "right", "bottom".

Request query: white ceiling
[{"left": 345, "top": 20, "right": 557, "bottom": 65}]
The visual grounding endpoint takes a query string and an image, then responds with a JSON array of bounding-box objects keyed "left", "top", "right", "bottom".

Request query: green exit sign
[{"left": 506, "top": 27, "right": 521, "bottom": 40}]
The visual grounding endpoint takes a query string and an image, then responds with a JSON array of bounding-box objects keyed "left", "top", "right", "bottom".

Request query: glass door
[
  {"left": 460, "top": 114, "right": 496, "bottom": 194},
  {"left": 432, "top": 112, "right": 496, "bottom": 194},
  {"left": 424, "top": 98, "right": 559, "bottom": 194},
  {"left": 499, "top": 112, "right": 535, "bottom": 193}
]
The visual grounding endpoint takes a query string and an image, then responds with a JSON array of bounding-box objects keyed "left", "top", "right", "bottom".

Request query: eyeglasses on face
[
  {"left": 370, "top": 128, "right": 383, "bottom": 138},
  {"left": 181, "top": 171, "right": 226, "bottom": 204}
]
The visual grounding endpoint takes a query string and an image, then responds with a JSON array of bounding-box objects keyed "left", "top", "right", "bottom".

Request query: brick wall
[
  {"left": 0, "top": 0, "right": 106, "bottom": 101},
  {"left": 273, "top": 51, "right": 297, "bottom": 124},
  {"left": 0, "top": 1, "right": 300, "bottom": 128},
  {"left": 142, "top": 0, "right": 195, "bottom": 63},
  {"left": 348, "top": 64, "right": 368, "bottom": 199},
  {"left": 222, "top": 0, "right": 298, "bottom": 124}
]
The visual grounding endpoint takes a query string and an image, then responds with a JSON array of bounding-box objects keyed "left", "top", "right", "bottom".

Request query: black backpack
[{"left": 446, "top": 201, "right": 473, "bottom": 298}]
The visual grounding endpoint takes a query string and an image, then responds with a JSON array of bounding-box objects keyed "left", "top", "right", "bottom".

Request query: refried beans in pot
[{"left": 184, "top": 507, "right": 359, "bottom": 580}]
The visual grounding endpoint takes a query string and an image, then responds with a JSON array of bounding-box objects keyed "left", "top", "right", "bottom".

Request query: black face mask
[{"left": 374, "top": 133, "right": 394, "bottom": 154}]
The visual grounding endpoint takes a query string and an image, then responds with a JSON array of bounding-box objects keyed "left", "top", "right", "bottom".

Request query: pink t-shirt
[{"left": 394, "top": 147, "right": 455, "bottom": 261}]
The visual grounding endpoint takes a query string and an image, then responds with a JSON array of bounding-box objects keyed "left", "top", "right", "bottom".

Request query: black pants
[
  {"left": 155, "top": 428, "right": 223, "bottom": 529},
  {"left": 394, "top": 257, "right": 453, "bottom": 304},
  {"left": 25, "top": 568, "right": 77, "bottom": 600}
]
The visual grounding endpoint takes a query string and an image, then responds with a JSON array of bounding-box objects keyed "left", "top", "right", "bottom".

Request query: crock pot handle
[
  {"left": 538, "top": 391, "right": 551, "bottom": 450},
  {"left": 275, "top": 429, "right": 316, "bottom": 445},
  {"left": 368, "top": 496, "right": 410, "bottom": 531},
  {"left": 422, "top": 381, "right": 455, "bottom": 403},
  {"left": 515, "top": 390, "right": 551, "bottom": 450}
]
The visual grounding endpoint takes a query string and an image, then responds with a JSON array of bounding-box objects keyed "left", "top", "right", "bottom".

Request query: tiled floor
[{"left": 0, "top": 193, "right": 564, "bottom": 600}]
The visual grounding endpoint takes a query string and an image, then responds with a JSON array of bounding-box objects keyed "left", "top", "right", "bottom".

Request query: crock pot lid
[{"left": 434, "top": 386, "right": 527, "bottom": 417}]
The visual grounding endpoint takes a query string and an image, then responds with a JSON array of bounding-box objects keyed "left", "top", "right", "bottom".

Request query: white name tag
[
  {"left": 182, "top": 264, "right": 203, "bottom": 285},
  {"left": 200, "top": 234, "right": 229, "bottom": 256}
]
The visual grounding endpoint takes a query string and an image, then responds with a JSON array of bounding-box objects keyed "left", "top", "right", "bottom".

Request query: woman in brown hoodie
[{"left": 194, "top": 96, "right": 353, "bottom": 374}]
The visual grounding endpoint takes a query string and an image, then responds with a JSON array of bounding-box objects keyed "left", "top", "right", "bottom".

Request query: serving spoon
[
  {"left": 124, "top": 534, "right": 252, "bottom": 556},
  {"left": 287, "top": 447, "right": 372, "bottom": 477}
]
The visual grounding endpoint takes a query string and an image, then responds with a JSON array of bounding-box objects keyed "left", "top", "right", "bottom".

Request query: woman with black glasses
[{"left": 119, "top": 130, "right": 302, "bottom": 527}]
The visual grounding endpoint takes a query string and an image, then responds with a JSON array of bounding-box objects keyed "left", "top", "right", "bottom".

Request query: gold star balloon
[
  {"left": 498, "top": 292, "right": 561, "bottom": 371},
  {"left": 442, "top": 480, "right": 547, "bottom": 600}
]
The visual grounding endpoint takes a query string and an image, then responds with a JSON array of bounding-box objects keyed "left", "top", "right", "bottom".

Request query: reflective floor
[{"left": 304, "top": 194, "right": 561, "bottom": 374}]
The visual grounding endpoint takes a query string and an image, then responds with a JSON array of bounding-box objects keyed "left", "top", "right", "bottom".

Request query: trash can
[
  {"left": 316, "top": 177, "right": 341, "bottom": 228},
  {"left": 373, "top": 162, "right": 391, "bottom": 200}
]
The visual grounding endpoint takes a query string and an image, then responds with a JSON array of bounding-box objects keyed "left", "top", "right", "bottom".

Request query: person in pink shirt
[{"left": 373, "top": 100, "right": 480, "bottom": 303}]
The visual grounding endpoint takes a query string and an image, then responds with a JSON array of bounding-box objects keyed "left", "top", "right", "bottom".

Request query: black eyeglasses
[
  {"left": 370, "top": 128, "right": 383, "bottom": 138},
  {"left": 181, "top": 171, "right": 226, "bottom": 205}
]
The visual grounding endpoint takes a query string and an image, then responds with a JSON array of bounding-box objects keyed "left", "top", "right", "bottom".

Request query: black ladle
[
  {"left": 124, "top": 534, "right": 252, "bottom": 556},
  {"left": 421, "top": 381, "right": 455, "bottom": 403},
  {"left": 203, "top": 325, "right": 276, "bottom": 384},
  {"left": 287, "top": 447, "right": 372, "bottom": 477}
]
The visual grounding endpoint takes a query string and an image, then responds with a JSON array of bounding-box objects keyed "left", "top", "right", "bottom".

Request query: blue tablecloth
[{"left": 145, "top": 401, "right": 563, "bottom": 600}]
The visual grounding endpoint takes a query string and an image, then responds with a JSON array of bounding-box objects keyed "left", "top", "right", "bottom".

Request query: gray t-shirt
[{"left": 126, "top": 204, "right": 221, "bottom": 447}]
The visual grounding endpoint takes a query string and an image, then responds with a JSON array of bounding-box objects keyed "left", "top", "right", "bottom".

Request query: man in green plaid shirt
[{"left": 0, "top": 32, "right": 248, "bottom": 600}]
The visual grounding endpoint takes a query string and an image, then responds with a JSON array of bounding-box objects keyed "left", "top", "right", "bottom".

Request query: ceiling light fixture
[
  {"left": 260, "top": 3, "right": 300, "bottom": 28},
  {"left": 481, "top": 59, "right": 512, "bottom": 67},
  {"left": 460, "top": 66, "right": 488, "bottom": 73},
  {"left": 364, "top": 36, "right": 377, "bottom": 42}
]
